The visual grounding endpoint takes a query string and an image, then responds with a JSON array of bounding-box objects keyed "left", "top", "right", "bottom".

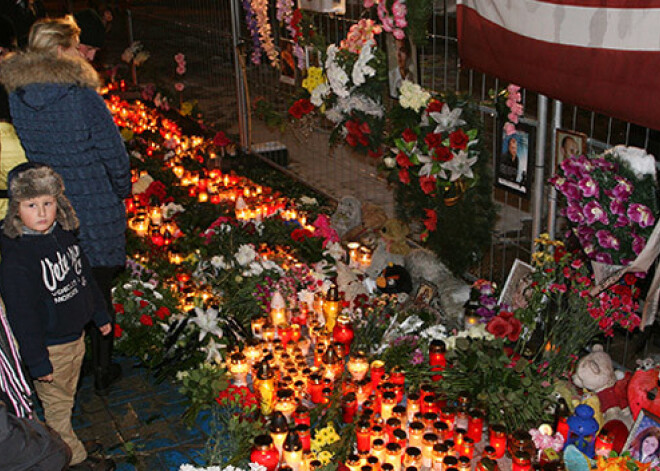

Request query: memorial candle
[
  {"left": 251, "top": 435, "right": 280, "bottom": 471},
  {"left": 489, "top": 424, "right": 507, "bottom": 459},
  {"left": 356, "top": 420, "right": 372, "bottom": 453}
]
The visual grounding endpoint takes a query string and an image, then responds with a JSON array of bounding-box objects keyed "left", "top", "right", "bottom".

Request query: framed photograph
[
  {"left": 499, "top": 259, "right": 535, "bottom": 310},
  {"left": 386, "top": 33, "right": 418, "bottom": 99},
  {"left": 495, "top": 123, "right": 535, "bottom": 198},
  {"left": 555, "top": 128, "right": 587, "bottom": 171},
  {"left": 279, "top": 39, "right": 296, "bottom": 85},
  {"left": 623, "top": 409, "right": 660, "bottom": 466},
  {"left": 414, "top": 282, "right": 437, "bottom": 306},
  {"left": 304, "top": 45, "right": 321, "bottom": 70}
]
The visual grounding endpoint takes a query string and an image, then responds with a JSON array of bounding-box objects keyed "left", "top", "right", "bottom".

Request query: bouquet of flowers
[
  {"left": 550, "top": 146, "right": 658, "bottom": 266},
  {"left": 305, "top": 19, "right": 387, "bottom": 155},
  {"left": 382, "top": 88, "right": 496, "bottom": 275}
]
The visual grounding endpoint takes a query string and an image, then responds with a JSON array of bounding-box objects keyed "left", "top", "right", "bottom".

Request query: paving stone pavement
[{"left": 34, "top": 357, "right": 210, "bottom": 471}]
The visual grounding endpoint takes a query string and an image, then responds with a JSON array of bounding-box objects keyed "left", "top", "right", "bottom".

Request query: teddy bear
[
  {"left": 366, "top": 219, "right": 411, "bottom": 279},
  {"left": 342, "top": 202, "right": 388, "bottom": 246},
  {"left": 330, "top": 196, "right": 362, "bottom": 238},
  {"left": 572, "top": 344, "right": 633, "bottom": 446}
]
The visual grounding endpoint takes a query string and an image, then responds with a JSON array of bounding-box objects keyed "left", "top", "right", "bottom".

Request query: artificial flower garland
[
  {"left": 250, "top": 0, "right": 279, "bottom": 67},
  {"left": 242, "top": 0, "right": 264, "bottom": 65}
]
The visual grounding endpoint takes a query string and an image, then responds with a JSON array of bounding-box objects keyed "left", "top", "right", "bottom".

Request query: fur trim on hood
[
  {"left": 0, "top": 51, "right": 100, "bottom": 93},
  {"left": 4, "top": 163, "right": 79, "bottom": 239}
]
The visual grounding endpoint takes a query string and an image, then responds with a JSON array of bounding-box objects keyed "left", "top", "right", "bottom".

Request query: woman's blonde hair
[{"left": 28, "top": 16, "right": 81, "bottom": 54}]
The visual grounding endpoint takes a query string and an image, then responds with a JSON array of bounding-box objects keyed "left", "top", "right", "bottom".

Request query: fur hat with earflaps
[{"left": 4, "top": 163, "right": 79, "bottom": 238}]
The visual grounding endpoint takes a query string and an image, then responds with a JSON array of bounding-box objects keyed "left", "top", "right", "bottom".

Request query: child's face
[{"left": 18, "top": 195, "right": 57, "bottom": 233}]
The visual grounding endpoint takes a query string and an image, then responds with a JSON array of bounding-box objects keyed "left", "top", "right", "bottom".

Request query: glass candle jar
[
  {"left": 356, "top": 420, "right": 372, "bottom": 453},
  {"left": 422, "top": 412, "right": 439, "bottom": 432},
  {"left": 443, "top": 456, "right": 459, "bottom": 471},
  {"left": 433, "top": 421, "right": 449, "bottom": 441},
  {"left": 371, "top": 360, "right": 386, "bottom": 391},
  {"left": 386, "top": 418, "right": 402, "bottom": 443},
  {"left": 467, "top": 408, "right": 485, "bottom": 443},
  {"left": 294, "top": 405, "right": 310, "bottom": 426},
  {"left": 392, "top": 428, "right": 407, "bottom": 449},
  {"left": 282, "top": 430, "right": 304, "bottom": 471},
  {"left": 457, "top": 456, "right": 471, "bottom": 471},
  {"left": 372, "top": 426, "right": 387, "bottom": 447},
  {"left": 403, "top": 447, "right": 422, "bottom": 469},
  {"left": 489, "top": 424, "right": 507, "bottom": 460},
  {"left": 385, "top": 443, "right": 403, "bottom": 471},
  {"left": 251, "top": 435, "right": 280, "bottom": 471},
  {"left": 343, "top": 392, "right": 358, "bottom": 424},
  {"left": 460, "top": 437, "right": 474, "bottom": 460},
  {"left": 381, "top": 391, "right": 397, "bottom": 422},
  {"left": 372, "top": 438, "right": 386, "bottom": 462},
  {"left": 432, "top": 443, "right": 448, "bottom": 471},
  {"left": 508, "top": 430, "right": 534, "bottom": 460},
  {"left": 421, "top": 433, "right": 438, "bottom": 468},
  {"left": 333, "top": 315, "right": 354, "bottom": 357},
  {"left": 367, "top": 456, "right": 380, "bottom": 471},
  {"left": 421, "top": 395, "right": 438, "bottom": 415},
  {"left": 308, "top": 373, "right": 324, "bottom": 404},
  {"left": 406, "top": 392, "right": 421, "bottom": 423},
  {"left": 392, "top": 405, "right": 406, "bottom": 423},
  {"left": 348, "top": 351, "right": 370, "bottom": 382},
  {"left": 346, "top": 454, "right": 362, "bottom": 471},
  {"left": 408, "top": 421, "right": 425, "bottom": 448},
  {"left": 296, "top": 424, "right": 311, "bottom": 452},
  {"left": 512, "top": 451, "right": 532, "bottom": 471}
]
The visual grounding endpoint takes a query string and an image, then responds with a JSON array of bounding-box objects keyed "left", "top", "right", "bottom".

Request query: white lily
[
  {"left": 431, "top": 104, "right": 466, "bottom": 133},
  {"left": 441, "top": 149, "right": 478, "bottom": 182},
  {"left": 190, "top": 306, "right": 224, "bottom": 342}
]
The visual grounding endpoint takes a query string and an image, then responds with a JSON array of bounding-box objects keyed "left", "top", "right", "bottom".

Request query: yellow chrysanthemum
[
  {"left": 317, "top": 451, "right": 333, "bottom": 465},
  {"left": 180, "top": 101, "right": 194, "bottom": 116}
]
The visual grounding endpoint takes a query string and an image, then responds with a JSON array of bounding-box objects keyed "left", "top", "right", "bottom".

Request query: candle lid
[
  {"left": 443, "top": 456, "right": 458, "bottom": 465},
  {"left": 269, "top": 412, "right": 289, "bottom": 433},
  {"left": 423, "top": 432, "right": 438, "bottom": 443},
  {"left": 283, "top": 430, "right": 302, "bottom": 452},
  {"left": 254, "top": 434, "right": 274, "bottom": 450},
  {"left": 405, "top": 446, "right": 421, "bottom": 457}
]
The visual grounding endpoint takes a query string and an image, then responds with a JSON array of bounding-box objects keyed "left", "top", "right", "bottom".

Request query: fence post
[
  {"left": 230, "top": 0, "right": 250, "bottom": 150},
  {"left": 547, "top": 100, "right": 562, "bottom": 240},
  {"left": 531, "top": 94, "right": 548, "bottom": 251}
]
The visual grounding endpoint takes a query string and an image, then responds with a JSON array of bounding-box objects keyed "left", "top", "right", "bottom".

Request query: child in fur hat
[{"left": 0, "top": 163, "right": 114, "bottom": 470}]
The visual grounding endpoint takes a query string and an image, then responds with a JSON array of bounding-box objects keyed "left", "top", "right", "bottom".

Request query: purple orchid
[
  {"left": 609, "top": 198, "right": 626, "bottom": 216},
  {"left": 628, "top": 203, "right": 655, "bottom": 228},
  {"left": 614, "top": 215, "right": 630, "bottom": 228},
  {"left": 632, "top": 232, "right": 647, "bottom": 255},
  {"left": 611, "top": 176, "right": 633, "bottom": 200},
  {"left": 565, "top": 203, "right": 585, "bottom": 223},
  {"left": 558, "top": 179, "right": 581, "bottom": 201},
  {"left": 583, "top": 201, "right": 609, "bottom": 225},
  {"left": 596, "top": 230, "right": 620, "bottom": 250},
  {"left": 578, "top": 177, "right": 599, "bottom": 198}
]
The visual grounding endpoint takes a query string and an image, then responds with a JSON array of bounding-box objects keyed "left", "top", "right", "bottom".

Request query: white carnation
[
  {"left": 399, "top": 80, "right": 431, "bottom": 112},
  {"left": 211, "top": 255, "right": 227, "bottom": 269},
  {"left": 235, "top": 244, "right": 257, "bottom": 266}
]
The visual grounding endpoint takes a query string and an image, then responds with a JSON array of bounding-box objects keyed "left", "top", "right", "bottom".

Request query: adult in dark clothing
[
  {"left": 0, "top": 16, "right": 131, "bottom": 396},
  {"left": 0, "top": 401, "right": 71, "bottom": 470},
  {"left": 0, "top": 0, "right": 46, "bottom": 47}
]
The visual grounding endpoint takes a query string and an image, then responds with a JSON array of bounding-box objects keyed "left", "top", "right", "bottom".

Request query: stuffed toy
[
  {"left": 330, "top": 196, "right": 362, "bottom": 238},
  {"left": 628, "top": 367, "right": 660, "bottom": 421},
  {"left": 376, "top": 264, "right": 413, "bottom": 294},
  {"left": 366, "top": 219, "right": 411, "bottom": 279},
  {"left": 336, "top": 261, "right": 368, "bottom": 304},
  {"left": 342, "top": 202, "right": 388, "bottom": 246},
  {"left": 572, "top": 345, "right": 633, "bottom": 451}
]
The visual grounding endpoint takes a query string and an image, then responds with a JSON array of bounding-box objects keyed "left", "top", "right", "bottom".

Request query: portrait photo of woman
[{"left": 386, "top": 34, "right": 417, "bottom": 98}]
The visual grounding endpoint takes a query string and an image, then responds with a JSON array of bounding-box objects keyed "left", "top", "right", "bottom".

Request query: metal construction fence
[{"left": 115, "top": 0, "right": 660, "bottom": 365}]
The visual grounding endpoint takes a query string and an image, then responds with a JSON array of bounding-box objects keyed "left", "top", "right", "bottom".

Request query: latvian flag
[{"left": 457, "top": 0, "right": 660, "bottom": 131}]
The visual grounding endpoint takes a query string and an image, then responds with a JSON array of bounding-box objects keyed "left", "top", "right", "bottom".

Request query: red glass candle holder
[
  {"left": 371, "top": 360, "right": 385, "bottom": 391},
  {"left": 308, "top": 373, "right": 324, "bottom": 404},
  {"left": 467, "top": 409, "right": 484, "bottom": 443},
  {"left": 251, "top": 435, "right": 280, "bottom": 471},
  {"left": 294, "top": 405, "right": 311, "bottom": 426},
  {"left": 489, "top": 424, "right": 507, "bottom": 460},
  {"left": 342, "top": 392, "right": 358, "bottom": 424},
  {"left": 356, "top": 420, "right": 372, "bottom": 453}
]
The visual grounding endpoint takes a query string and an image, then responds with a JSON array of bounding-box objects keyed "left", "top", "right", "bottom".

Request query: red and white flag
[{"left": 457, "top": 0, "right": 660, "bottom": 130}]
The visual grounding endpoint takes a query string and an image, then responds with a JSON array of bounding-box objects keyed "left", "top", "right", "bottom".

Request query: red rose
[
  {"left": 419, "top": 176, "right": 437, "bottom": 195},
  {"left": 423, "top": 208, "right": 437, "bottom": 232},
  {"left": 426, "top": 99, "right": 444, "bottom": 113},
  {"left": 346, "top": 133, "right": 358, "bottom": 147},
  {"left": 396, "top": 151, "right": 412, "bottom": 168},
  {"left": 113, "top": 303, "right": 125, "bottom": 314},
  {"left": 155, "top": 306, "right": 171, "bottom": 320},
  {"left": 291, "top": 228, "right": 312, "bottom": 242},
  {"left": 424, "top": 132, "right": 444, "bottom": 150},
  {"left": 139, "top": 300, "right": 149, "bottom": 309},
  {"left": 139, "top": 314, "right": 153, "bottom": 326},
  {"left": 358, "top": 134, "right": 369, "bottom": 147},
  {"left": 432, "top": 146, "right": 453, "bottom": 162},
  {"left": 449, "top": 129, "right": 470, "bottom": 150},
  {"left": 133, "top": 290, "right": 144, "bottom": 297},
  {"left": 398, "top": 168, "right": 410, "bottom": 185},
  {"left": 368, "top": 148, "right": 383, "bottom": 159},
  {"left": 288, "top": 102, "right": 304, "bottom": 119},
  {"left": 300, "top": 99, "right": 314, "bottom": 114},
  {"left": 359, "top": 121, "right": 371, "bottom": 135},
  {"left": 507, "top": 317, "right": 522, "bottom": 342},
  {"left": 114, "top": 324, "right": 123, "bottom": 338},
  {"left": 487, "top": 316, "right": 512, "bottom": 339},
  {"left": 402, "top": 128, "right": 417, "bottom": 143},
  {"left": 213, "top": 131, "right": 231, "bottom": 147},
  {"left": 624, "top": 273, "right": 638, "bottom": 285}
]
